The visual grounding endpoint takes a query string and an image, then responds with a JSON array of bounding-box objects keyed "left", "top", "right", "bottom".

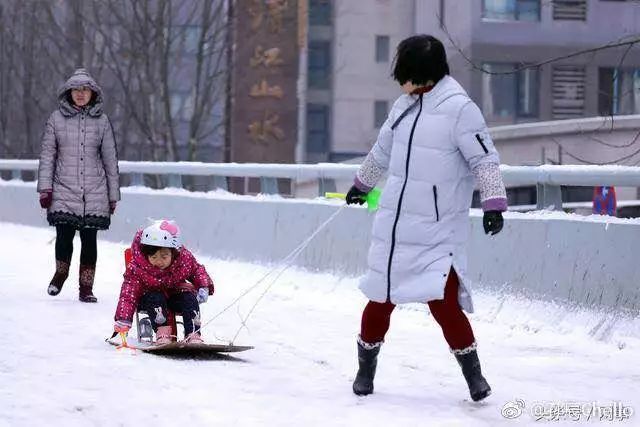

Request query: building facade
[
  {"left": 419, "top": 0, "right": 640, "bottom": 127},
  {"left": 304, "top": 0, "right": 415, "bottom": 162},
  {"left": 305, "top": 0, "right": 640, "bottom": 164}
]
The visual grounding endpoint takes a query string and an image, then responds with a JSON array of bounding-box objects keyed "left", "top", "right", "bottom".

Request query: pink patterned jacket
[{"left": 114, "top": 231, "right": 215, "bottom": 323}]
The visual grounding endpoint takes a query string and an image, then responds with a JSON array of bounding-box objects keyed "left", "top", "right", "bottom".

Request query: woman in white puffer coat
[{"left": 346, "top": 35, "right": 507, "bottom": 402}]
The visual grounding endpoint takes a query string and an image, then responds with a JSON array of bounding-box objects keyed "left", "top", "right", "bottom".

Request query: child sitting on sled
[{"left": 113, "top": 220, "right": 214, "bottom": 344}]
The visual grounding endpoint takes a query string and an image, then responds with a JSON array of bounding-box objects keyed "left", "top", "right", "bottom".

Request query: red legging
[{"left": 360, "top": 268, "right": 475, "bottom": 350}]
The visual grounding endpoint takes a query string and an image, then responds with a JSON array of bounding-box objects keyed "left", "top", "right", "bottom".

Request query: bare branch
[{"left": 551, "top": 130, "right": 640, "bottom": 165}]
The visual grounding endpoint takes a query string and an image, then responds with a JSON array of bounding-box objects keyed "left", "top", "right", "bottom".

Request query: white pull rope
[{"left": 195, "top": 204, "right": 348, "bottom": 344}]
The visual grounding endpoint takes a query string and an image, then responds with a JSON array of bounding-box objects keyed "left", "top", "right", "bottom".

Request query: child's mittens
[
  {"left": 114, "top": 320, "right": 132, "bottom": 334},
  {"left": 197, "top": 288, "right": 209, "bottom": 304}
]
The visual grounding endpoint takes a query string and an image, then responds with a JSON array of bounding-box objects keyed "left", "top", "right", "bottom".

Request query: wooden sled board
[{"left": 107, "top": 339, "right": 253, "bottom": 354}]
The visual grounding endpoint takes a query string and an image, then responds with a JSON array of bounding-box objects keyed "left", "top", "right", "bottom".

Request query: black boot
[
  {"left": 352, "top": 337, "right": 382, "bottom": 396},
  {"left": 47, "top": 260, "right": 70, "bottom": 296},
  {"left": 454, "top": 344, "right": 492, "bottom": 402},
  {"left": 79, "top": 264, "right": 98, "bottom": 303}
]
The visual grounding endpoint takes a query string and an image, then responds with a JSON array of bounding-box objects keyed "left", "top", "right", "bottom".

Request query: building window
[
  {"left": 375, "top": 35, "right": 390, "bottom": 63},
  {"left": 552, "top": 0, "right": 587, "bottom": 21},
  {"left": 482, "top": 63, "right": 539, "bottom": 122},
  {"left": 552, "top": 66, "right": 585, "bottom": 119},
  {"left": 307, "top": 104, "right": 330, "bottom": 154},
  {"left": 482, "top": 0, "right": 540, "bottom": 21},
  {"left": 308, "top": 41, "right": 331, "bottom": 89},
  {"left": 309, "top": 0, "right": 332, "bottom": 26},
  {"left": 599, "top": 68, "right": 640, "bottom": 115},
  {"left": 374, "top": 100, "right": 388, "bottom": 128},
  {"left": 170, "top": 91, "right": 194, "bottom": 121},
  {"left": 168, "top": 25, "right": 201, "bottom": 54}
]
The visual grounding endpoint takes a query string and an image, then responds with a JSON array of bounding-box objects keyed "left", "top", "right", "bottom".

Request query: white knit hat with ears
[{"left": 141, "top": 219, "right": 182, "bottom": 249}]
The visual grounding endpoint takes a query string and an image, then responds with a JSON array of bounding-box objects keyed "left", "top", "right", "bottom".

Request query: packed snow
[{"left": 0, "top": 222, "right": 639, "bottom": 426}]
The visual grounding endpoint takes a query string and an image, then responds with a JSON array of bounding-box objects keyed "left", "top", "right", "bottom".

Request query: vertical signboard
[{"left": 229, "top": 0, "right": 301, "bottom": 166}]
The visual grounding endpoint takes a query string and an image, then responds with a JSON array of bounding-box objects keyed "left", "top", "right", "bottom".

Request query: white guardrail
[{"left": 2, "top": 159, "right": 640, "bottom": 209}]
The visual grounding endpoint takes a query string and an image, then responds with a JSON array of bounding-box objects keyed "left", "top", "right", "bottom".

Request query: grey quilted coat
[{"left": 37, "top": 69, "right": 120, "bottom": 230}]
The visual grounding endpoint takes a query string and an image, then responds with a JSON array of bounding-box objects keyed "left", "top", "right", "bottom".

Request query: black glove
[
  {"left": 346, "top": 185, "right": 367, "bottom": 205},
  {"left": 483, "top": 211, "right": 504, "bottom": 235}
]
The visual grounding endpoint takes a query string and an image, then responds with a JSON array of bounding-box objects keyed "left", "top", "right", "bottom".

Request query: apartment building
[{"left": 305, "top": 0, "right": 640, "bottom": 163}]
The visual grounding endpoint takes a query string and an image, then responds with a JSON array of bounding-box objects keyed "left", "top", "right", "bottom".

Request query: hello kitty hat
[{"left": 141, "top": 220, "right": 182, "bottom": 249}]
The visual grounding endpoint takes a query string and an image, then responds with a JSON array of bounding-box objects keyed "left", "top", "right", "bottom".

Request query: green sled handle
[{"left": 325, "top": 187, "right": 382, "bottom": 212}]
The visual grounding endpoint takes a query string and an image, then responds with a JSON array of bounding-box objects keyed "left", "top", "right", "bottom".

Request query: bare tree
[
  {"left": 0, "top": 1, "right": 72, "bottom": 159},
  {"left": 89, "top": 0, "right": 229, "bottom": 163},
  {"left": 0, "top": 0, "right": 229, "bottom": 166}
]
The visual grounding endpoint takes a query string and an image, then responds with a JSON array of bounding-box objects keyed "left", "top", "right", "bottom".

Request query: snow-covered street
[{"left": 1, "top": 222, "right": 639, "bottom": 426}]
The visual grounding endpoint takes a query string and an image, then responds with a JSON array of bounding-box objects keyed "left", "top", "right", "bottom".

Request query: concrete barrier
[{"left": 2, "top": 180, "right": 639, "bottom": 312}]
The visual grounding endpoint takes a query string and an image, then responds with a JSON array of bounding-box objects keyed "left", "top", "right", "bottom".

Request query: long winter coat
[
  {"left": 37, "top": 69, "right": 120, "bottom": 230},
  {"left": 115, "top": 231, "right": 215, "bottom": 323},
  {"left": 355, "top": 76, "right": 507, "bottom": 313}
]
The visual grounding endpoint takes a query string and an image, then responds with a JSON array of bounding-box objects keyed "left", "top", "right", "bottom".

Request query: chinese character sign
[{"left": 228, "top": 0, "right": 300, "bottom": 166}]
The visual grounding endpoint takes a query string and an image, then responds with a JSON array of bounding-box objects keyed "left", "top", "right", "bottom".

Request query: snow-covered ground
[{"left": 0, "top": 222, "right": 639, "bottom": 427}]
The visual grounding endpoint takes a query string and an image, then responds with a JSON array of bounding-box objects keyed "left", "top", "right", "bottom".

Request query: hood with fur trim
[{"left": 57, "top": 68, "right": 104, "bottom": 118}]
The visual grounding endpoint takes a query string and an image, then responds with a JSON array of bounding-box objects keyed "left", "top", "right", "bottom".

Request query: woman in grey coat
[
  {"left": 346, "top": 36, "right": 507, "bottom": 402},
  {"left": 37, "top": 68, "right": 120, "bottom": 303}
]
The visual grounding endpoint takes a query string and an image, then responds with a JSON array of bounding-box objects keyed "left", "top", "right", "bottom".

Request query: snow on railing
[
  {"left": 2, "top": 159, "right": 640, "bottom": 208},
  {"left": 0, "top": 159, "right": 359, "bottom": 179},
  {"left": 500, "top": 164, "right": 640, "bottom": 187}
]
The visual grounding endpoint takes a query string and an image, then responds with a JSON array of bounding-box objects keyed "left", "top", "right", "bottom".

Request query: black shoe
[
  {"left": 352, "top": 338, "right": 382, "bottom": 396},
  {"left": 454, "top": 346, "right": 492, "bottom": 402}
]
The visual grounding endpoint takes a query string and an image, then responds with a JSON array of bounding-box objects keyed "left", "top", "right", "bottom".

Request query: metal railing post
[
  {"left": 537, "top": 183, "right": 563, "bottom": 210},
  {"left": 167, "top": 174, "right": 183, "bottom": 188},
  {"left": 210, "top": 175, "right": 228, "bottom": 192},
  {"left": 260, "top": 177, "right": 278, "bottom": 194},
  {"left": 129, "top": 173, "right": 144, "bottom": 186},
  {"left": 318, "top": 177, "right": 336, "bottom": 197}
]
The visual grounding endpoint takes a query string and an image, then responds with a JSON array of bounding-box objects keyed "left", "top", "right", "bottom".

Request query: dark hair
[
  {"left": 392, "top": 35, "right": 450, "bottom": 86},
  {"left": 140, "top": 244, "right": 176, "bottom": 258}
]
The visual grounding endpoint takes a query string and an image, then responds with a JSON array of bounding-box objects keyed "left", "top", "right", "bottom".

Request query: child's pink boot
[
  {"left": 185, "top": 332, "right": 204, "bottom": 344},
  {"left": 155, "top": 326, "right": 173, "bottom": 344}
]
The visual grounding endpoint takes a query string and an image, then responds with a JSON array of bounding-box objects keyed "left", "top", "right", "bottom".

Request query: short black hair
[
  {"left": 392, "top": 35, "right": 450, "bottom": 86},
  {"left": 140, "top": 244, "right": 176, "bottom": 258}
]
